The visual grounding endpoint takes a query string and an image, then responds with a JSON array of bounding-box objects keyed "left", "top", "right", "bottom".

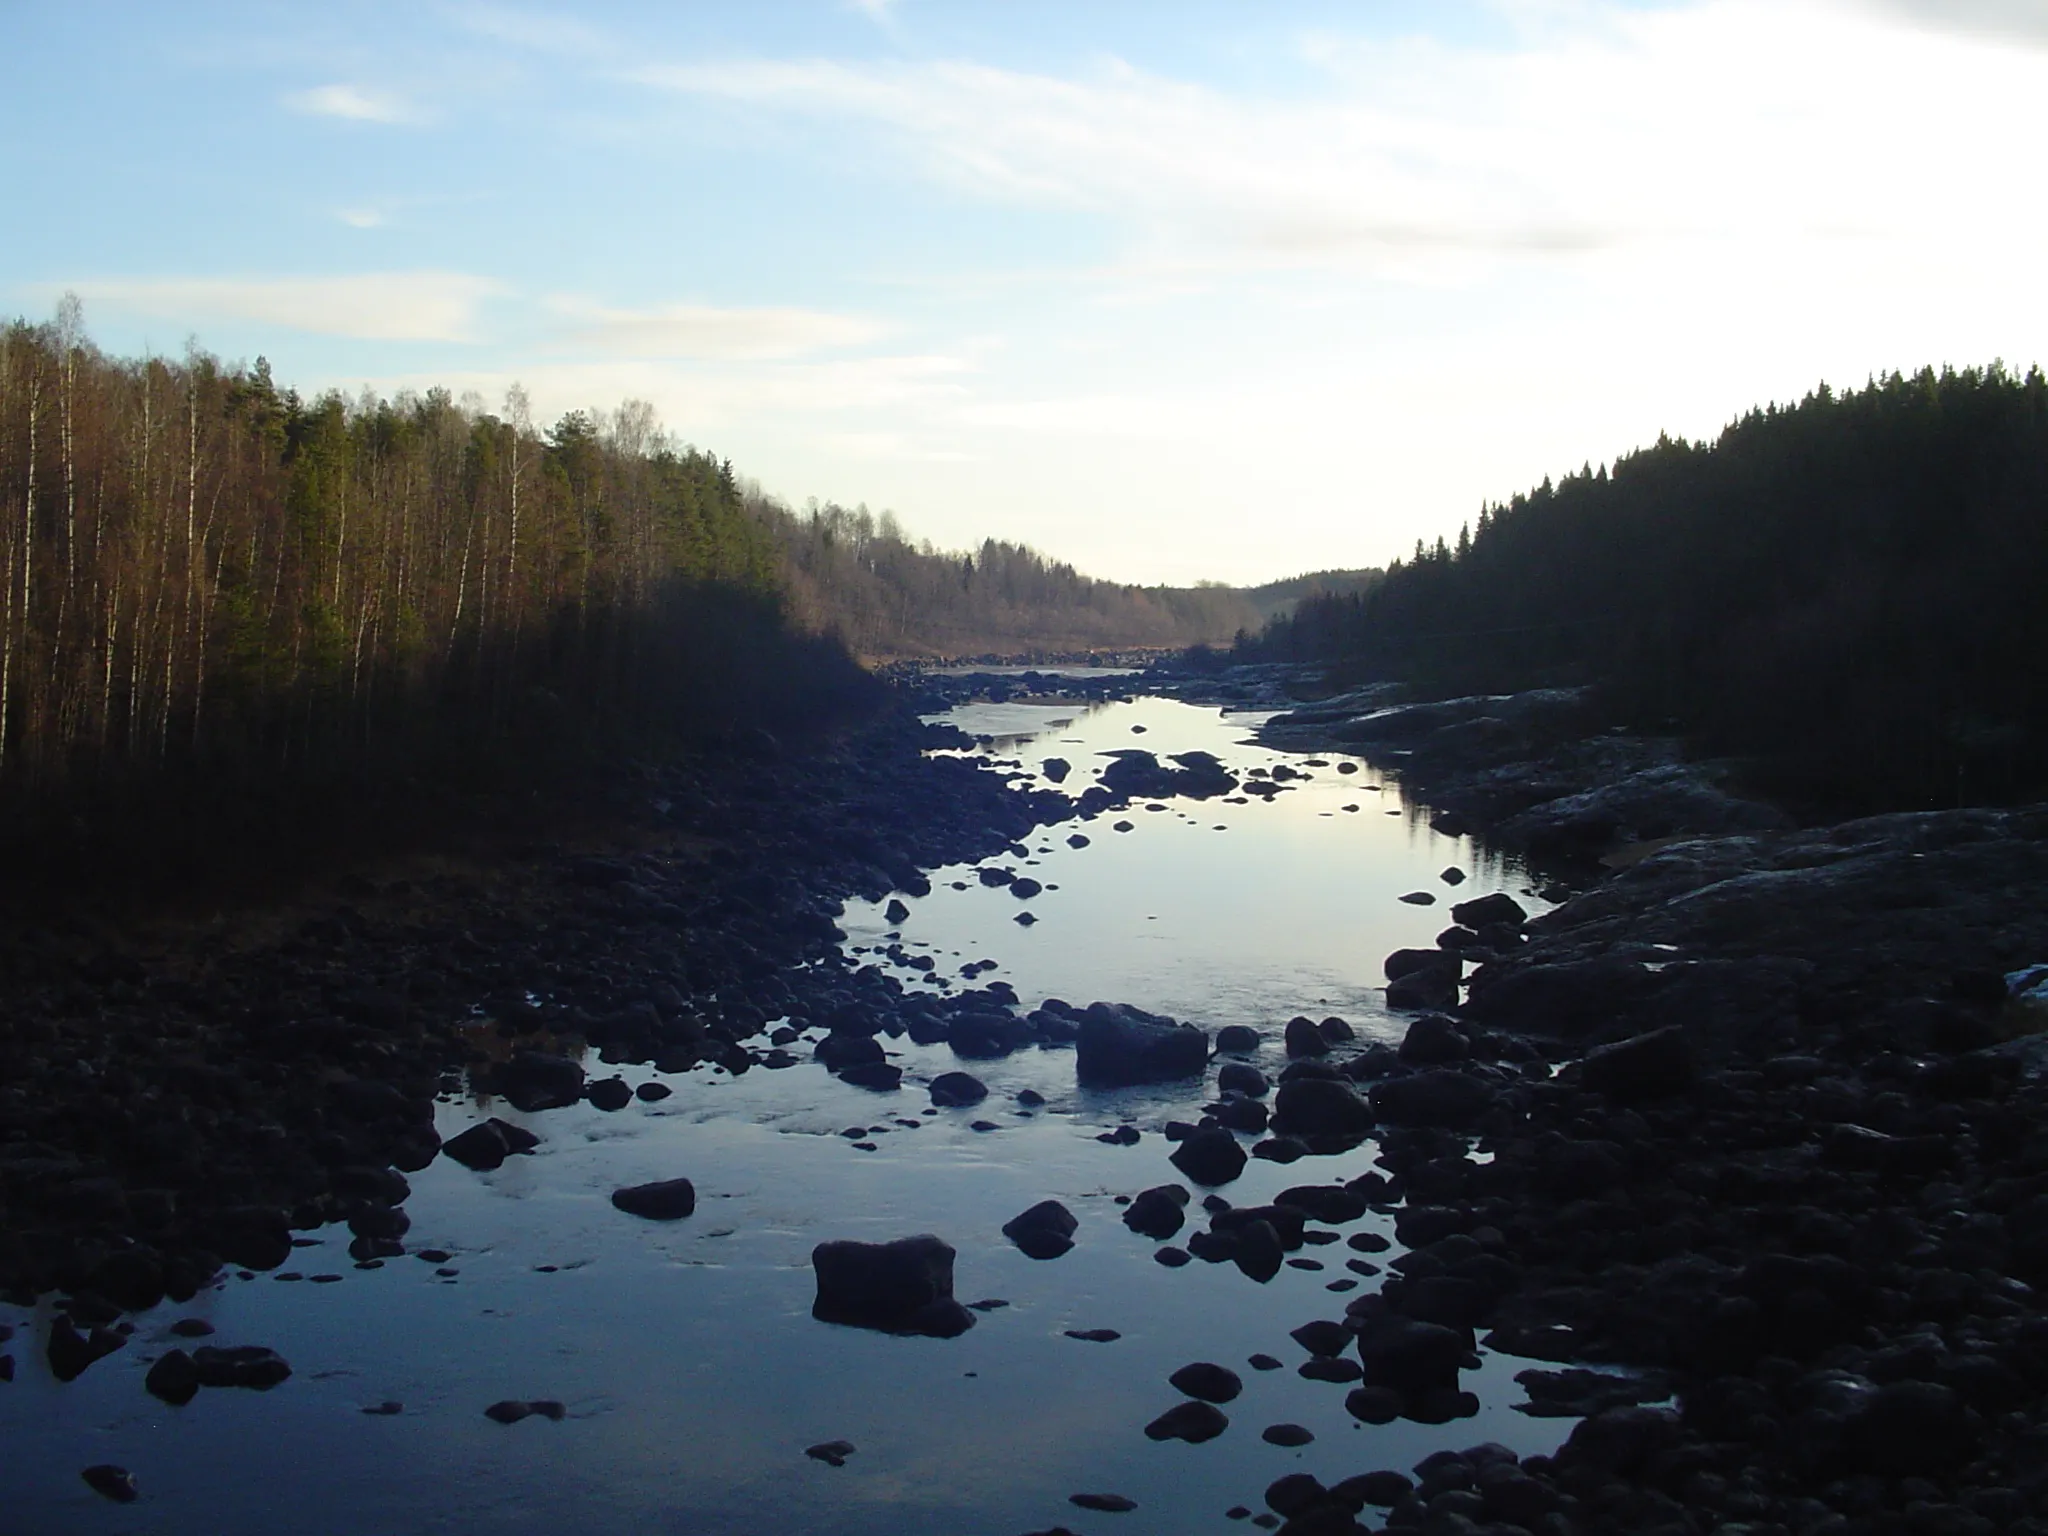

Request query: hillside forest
[{"left": 1246, "top": 364, "right": 2048, "bottom": 808}]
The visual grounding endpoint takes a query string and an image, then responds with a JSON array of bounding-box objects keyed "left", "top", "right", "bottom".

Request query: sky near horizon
[{"left": 6, "top": 0, "right": 2048, "bottom": 586}]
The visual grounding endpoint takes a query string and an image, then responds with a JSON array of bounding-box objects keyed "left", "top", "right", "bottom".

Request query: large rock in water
[
  {"left": 497, "top": 1052, "right": 586, "bottom": 1113},
  {"left": 1170, "top": 1126, "right": 1248, "bottom": 1186},
  {"left": 1354, "top": 1313, "right": 1467, "bottom": 1395},
  {"left": 1002, "top": 1200, "right": 1079, "bottom": 1259},
  {"left": 611, "top": 1178, "right": 697, "bottom": 1220},
  {"left": 812, "top": 1235, "right": 976, "bottom": 1337},
  {"left": 1077, "top": 1004, "right": 1207, "bottom": 1086},
  {"left": 1271, "top": 1078, "right": 1374, "bottom": 1139}
]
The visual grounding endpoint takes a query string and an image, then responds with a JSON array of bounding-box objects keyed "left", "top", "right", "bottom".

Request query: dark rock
[
  {"left": 81, "top": 1465, "right": 137, "bottom": 1503},
  {"left": 811, "top": 1234, "right": 975, "bottom": 1337},
  {"left": 209, "top": 1206, "right": 295, "bottom": 1271},
  {"left": 816, "top": 1032, "right": 885, "bottom": 1071},
  {"left": 1396, "top": 1015, "right": 1468, "bottom": 1066},
  {"left": 144, "top": 1347, "right": 200, "bottom": 1405},
  {"left": 1266, "top": 1474, "right": 1328, "bottom": 1517},
  {"left": 1368, "top": 1071, "right": 1493, "bottom": 1128},
  {"left": 1217, "top": 1062, "right": 1269, "bottom": 1098},
  {"left": 1353, "top": 1314, "right": 1465, "bottom": 1394},
  {"left": 1449, "top": 892, "right": 1526, "bottom": 929},
  {"left": 1169, "top": 1361, "right": 1244, "bottom": 1402},
  {"left": 1398, "top": 891, "right": 1436, "bottom": 906},
  {"left": 1348, "top": 1470, "right": 1413, "bottom": 1507},
  {"left": 1299, "top": 1357, "right": 1362, "bottom": 1384},
  {"left": 189, "top": 1345, "right": 291, "bottom": 1389},
  {"left": 611, "top": 1178, "right": 697, "bottom": 1220},
  {"left": 1578, "top": 1026, "right": 1694, "bottom": 1102},
  {"left": 1275, "top": 1185, "right": 1370, "bottom": 1224},
  {"left": 1217, "top": 1024, "right": 1262, "bottom": 1053},
  {"left": 442, "top": 1118, "right": 540, "bottom": 1172},
  {"left": 1271, "top": 1078, "right": 1373, "bottom": 1139},
  {"left": 1170, "top": 1126, "right": 1248, "bottom": 1186},
  {"left": 485, "top": 1400, "right": 534, "bottom": 1424},
  {"left": 1842, "top": 1380, "right": 1974, "bottom": 1477},
  {"left": 1232, "top": 1219, "right": 1286, "bottom": 1282},
  {"left": 1124, "top": 1184, "right": 1191, "bottom": 1240},
  {"left": 1003, "top": 1200, "right": 1079, "bottom": 1259},
  {"left": 498, "top": 1051, "right": 585, "bottom": 1112},
  {"left": 806, "top": 1439, "right": 857, "bottom": 1466},
  {"left": 929, "top": 1072, "right": 988, "bottom": 1107},
  {"left": 1070, "top": 1493, "right": 1137, "bottom": 1513},
  {"left": 1283, "top": 1016, "right": 1329, "bottom": 1057},
  {"left": 47, "top": 1319, "right": 123, "bottom": 1381},
  {"left": 1345, "top": 1385, "right": 1403, "bottom": 1423},
  {"left": 1145, "top": 1400, "right": 1230, "bottom": 1443},
  {"left": 585, "top": 1077, "right": 633, "bottom": 1111},
  {"left": 1211, "top": 1096, "right": 1269, "bottom": 1134},
  {"left": 838, "top": 1061, "right": 903, "bottom": 1091},
  {"left": 1386, "top": 969, "right": 1458, "bottom": 1011},
  {"left": 1291, "top": 1320, "right": 1354, "bottom": 1357},
  {"left": 1077, "top": 1004, "right": 1207, "bottom": 1085},
  {"left": 1263, "top": 1423, "right": 1314, "bottom": 1446},
  {"left": 1065, "top": 1329, "right": 1121, "bottom": 1342}
]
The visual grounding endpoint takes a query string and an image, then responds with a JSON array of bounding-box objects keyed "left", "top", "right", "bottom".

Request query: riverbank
[{"left": 1154, "top": 662, "right": 2048, "bottom": 1534}]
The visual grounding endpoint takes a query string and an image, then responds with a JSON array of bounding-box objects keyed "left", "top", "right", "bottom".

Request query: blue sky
[{"left": 7, "top": 0, "right": 2048, "bottom": 583}]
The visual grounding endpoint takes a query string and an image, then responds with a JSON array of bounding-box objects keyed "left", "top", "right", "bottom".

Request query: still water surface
[{"left": 2, "top": 691, "right": 1566, "bottom": 1536}]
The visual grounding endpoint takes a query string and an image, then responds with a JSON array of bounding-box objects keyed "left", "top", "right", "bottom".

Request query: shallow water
[{"left": 1, "top": 694, "right": 1567, "bottom": 1536}]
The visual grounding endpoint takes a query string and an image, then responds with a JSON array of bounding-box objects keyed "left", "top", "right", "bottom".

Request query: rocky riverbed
[{"left": 11, "top": 665, "right": 2048, "bottom": 1535}]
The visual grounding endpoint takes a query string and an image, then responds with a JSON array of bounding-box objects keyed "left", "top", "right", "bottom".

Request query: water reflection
[{"left": 0, "top": 692, "right": 1562, "bottom": 1536}]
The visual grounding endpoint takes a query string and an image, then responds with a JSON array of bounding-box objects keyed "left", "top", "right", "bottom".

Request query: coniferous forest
[{"left": 1246, "top": 364, "right": 2048, "bottom": 808}]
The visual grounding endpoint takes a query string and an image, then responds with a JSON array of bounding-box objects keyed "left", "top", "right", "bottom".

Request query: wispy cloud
[
  {"left": 335, "top": 207, "right": 387, "bottom": 229},
  {"left": 285, "top": 82, "right": 417, "bottom": 124},
  {"left": 58, "top": 272, "right": 504, "bottom": 342},
  {"left": 448, "top": 3, "right": 612, "bottom": 57},
  {"left": 550, "top": 299, "right": 886, "bottom": 360},
  {"left": 633, "top": 0, "right": 2048, "bottom": 281}
]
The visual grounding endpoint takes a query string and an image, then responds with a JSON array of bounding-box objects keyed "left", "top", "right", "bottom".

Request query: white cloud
[
  {"left": 448, "top": 3, "right": 611, "bottom": 57},
  {"left": 60, "top": 272, "right": 504, "bottom": 342},
  {"left": 335, "top": 207, "right": 386, "bottom": 229},
  {"left": 634, "top": 1, "right": 2048, "bottom": 282},
  {"left": 550, "top": 300, "right": 887, "bottom": 360},
  {"left": 285, "top": 82, "right": 417, "bottom": 124}
]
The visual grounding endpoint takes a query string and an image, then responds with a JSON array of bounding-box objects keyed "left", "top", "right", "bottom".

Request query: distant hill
[
  {"left": 1239, "top": 568, "right": 1383, "bottom": 625},
  {"left": 1245, "top": 364, "right": 2048, "bottom": 809}
]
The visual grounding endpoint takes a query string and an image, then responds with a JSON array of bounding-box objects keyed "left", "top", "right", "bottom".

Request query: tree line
[
  {"left": 0, "top": 305, "right": 871, "bottom": 881},
  {"left": 1246, "top": 363, "right": 2048, "bottom": 808},
  {"left": 753, "top": 498, "right": 1266, "bottom": 659}
]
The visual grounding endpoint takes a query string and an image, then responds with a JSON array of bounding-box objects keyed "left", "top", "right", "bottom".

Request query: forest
[
  {"left": 1246, "top": 364, "right": 2048, "bottom": 808},
  {"left": 0, "top": 306, "right": 876, "bottom": 884},
  {"left": 757, "top": 498, "right": 1265, "bottom": 659}
]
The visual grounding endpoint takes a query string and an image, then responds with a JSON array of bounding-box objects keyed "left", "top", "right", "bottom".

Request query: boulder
[
  {"left": 1169, "top": 1126, "right": 1247, "bottom": 1186},
  {"left": 1169, "top": 1361, "right": 1244, "bottom": 1403},
  {"left": 815, "top": 1032, "right": 885, "bottom": 1072},
  {"left": 1002, "top": 1200, "right": 1079, "bottom": 1260},
  {"left": 1283, "top": 1016, "right": 1330, "bottom": 1057},
  {"left": 811, "top": 1235, "right": 976, "bottom": 1337},
  {"left": 1450, "top": 892, "right": 1527, "bottom": 930},
  {"left": 1217, "top": 1062, "right": 1269, "bottom": 1098},
  {"left": 611, "top": 1178, "right": 697, "bottom": 1220},
  {"left": 1216, "top": 1024, "right": 1262, "bottom": 1054},
  {"left": 837, "top": 1061, "right": 903, "bottom": 1092},
  {"left": 1368, "top": 1071, "right": 1494, "bottom": 1128},
  {"left": 189, "top": 1345, "right": 291, "bottom": 1389},
  {"left": 497, "top": 1052, "right": 585, "bottom": 1113},
  {"left": 1353, "top": 1314, "right": 1466, "bottom": 1395},
  {"left": 1077, "top": 1004, "right": 1207, "bottom": 1086},
  {"left": 1145, "top": 1400, "right": 1230, "bottom": 1443},
  {"left": 1579, "top": 1026, "right": 1694, "bottom": 1102},
  {"left": 1124, "top": 1184, "right": 1191, "bottom": 1239},
  {"left": 1271, "top": 1078, "right": 1374, "bottom": 1139},
  {"left": 928, "top": 1072, "right": 989, "bottom": 1108},
  {"left": 442, "top": 1117, "right": 542, "bottom": 1172},
  {"left": 1396, "top": 1015, "right": 1468, "bottom": 1066},
  {"left": 1386, "top": 970, "right": 1459, "bottom": 1011}
]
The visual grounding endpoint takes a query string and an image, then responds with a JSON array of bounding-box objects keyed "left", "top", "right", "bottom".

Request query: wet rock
[
  {"left": 815, "top": 1032, "right": 885, "bottom": 1072},
  {"left": 1841, "top": 1380, "right": 1974, "bottom": 1476},
  {"left": 1010, "top": 878, "right": 1043, "bottom": 900},
  {"left": 1211, "top": 1096, "right": 1268, "bottom": 1134},
  {"left": 1282, "top": 1016, "right": 1329, "bottom": 1057},
  {"left": 1232, "top": 1219, "right": 1286, "bottom": 1282},
  {"left": 611, "top": 1178, "right": 696, "bottom": 1221},
  {"left": 1042, "top": 758, "right": 1071, "bottom": 783},
  {"left": 1168, "top": 1361, "right": 1242, "bottom": 1403},
  {"left": 1291, "top": 1320, "right": 1354, "bottom": 1357},
  {"left": 1216, "top": 1024, "right": 1262, "bottom": 1053},
  {"left": 1299, "top": 1357, "right": 1362, "bottom": 1384},
  {"left": 1124, "top": 1184, "right": 1191, "bottom": 1240},
  {"left": 1217, "top": 1062, "right": 1269, "bottom": 1098},
  {"left": 1578, "top": 1025, "right": 1694, "bottom": 1102},
  {"left": 144, "top": 1347, "right": 200, "bottom": 1405},
  {"left": 81, "top": 1465, "right": 137, "bottom": 1503},
  {"left": 929, "top": 1072, "right": 988, "bottom": 1107},
  {"left": 585, "top": 1076, "right": 633, "bottom": 1111},
  {"left": 837, "top": 1061, "right": 903, "bottom": 1091},
  {"left": 1003, "top": 1200, "right": 1079, "bottom": 1260},
  {"left": 1397, "top": 891, "right": 1435, "bottom": 906},
  {"left": 47, "top": 1319, "right": 123, "bottom": 1381},
  {"left": 1345, "top": 1385, "right": 1403, "bottom": 1423},
  {"left": 1449, "top": 892, "right": 1526, "bottom": 929},
  {"left": 1170, "top": 1126, "right": 1248, "bottom": 1187},
  {"left": 811, "top": 1234, "right": 975, "bottom": 1337},
  {"left": 1065, "top": 1329, "right": 1121, "bottom": 1343},
  {"left": 1070, "top": 1493, "right": 1137, "bottom": 1513},
  {"left": 1275, "top": 1185, "right": 1369, "bottom": 1225},
  {"left": 190, "top": 1345, "right": 291, "bottom": 1389},
  {"left": 498, "top": 1051, "right": 586, "bottom": 1113},
  {"left": 209, "top": 1206, "right": 295, "bottom": 1271},
  {"left": 1385, "top": 969, "right": 1458, "bottom": 1012},
  {"left": 884, "top": 898, "right": 911, "bottom": 924},
  {"left": 442, "top": 1118, "right": 540, "bottom": 1172},
  {"left": 1154, "top": 1247, "right": 1192, "bottom": 1268},
  {"left": 1262, "top": 1423, "right": 1313, "bottom": 1446},
  {"left": 1145, "top": 1400, "right": 1230, "bottom": 1443},
  {"left": 1367, "top": 1071, "right": 1493, "bottom": 1128},
  {"left": 1395, "top": 1014, "right": 1467, "bottom": 1066},
  {"left": 806, "top": 1439, "right": 857, "bottom": 1466},
  {"left": 1077, "top": 1004, "right": 1207, "bottom": 1085},
  {"left": 1353, "top": 1314, "right": 1465, "bottom": 1395},
  {"left": 1270, "top": 1079, "right": 1373, "bottom": 1139}
]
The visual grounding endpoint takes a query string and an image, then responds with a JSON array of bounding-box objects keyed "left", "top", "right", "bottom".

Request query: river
[{"left": 1, "top": 682, "right": 1580, "bottom": 1535}]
